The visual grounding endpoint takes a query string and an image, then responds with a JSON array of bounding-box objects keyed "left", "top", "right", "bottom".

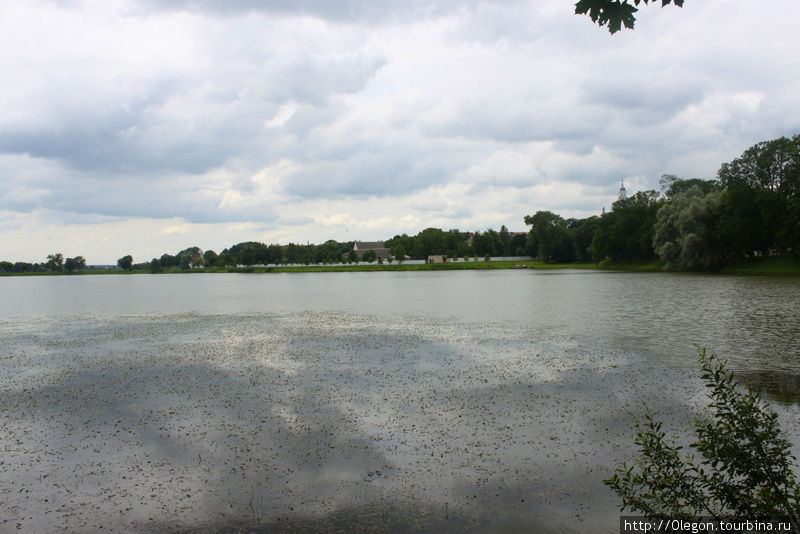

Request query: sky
[{"left": 1, "top": 1, "right": 799, "bottom": 264}]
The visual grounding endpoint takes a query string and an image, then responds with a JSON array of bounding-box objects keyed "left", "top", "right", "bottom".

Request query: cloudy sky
[{"left": 2, "top": 1, "right": 799, "bottom": 264}]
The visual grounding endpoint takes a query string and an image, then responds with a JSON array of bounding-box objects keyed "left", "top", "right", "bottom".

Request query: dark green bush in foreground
[{"left": 606, "top": 350, "right": 800, "bottom": 527}]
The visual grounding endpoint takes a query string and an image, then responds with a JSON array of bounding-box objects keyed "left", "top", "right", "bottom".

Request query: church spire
[{"left": 618, "top": 180, "right": 627, "bottom": 201}]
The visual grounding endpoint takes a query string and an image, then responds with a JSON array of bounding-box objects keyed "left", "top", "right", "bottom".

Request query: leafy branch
[
  {"left": 575, "top": 0, "right": 685, "bottom": 34},
  {"left": 606, "top": 350, "right": 800, "bottom": 527}
]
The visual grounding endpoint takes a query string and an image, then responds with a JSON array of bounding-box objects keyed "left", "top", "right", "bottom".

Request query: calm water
[
  {"left": 1, "top": 270, "right": 799, "bottom": 532},
  {"left": 5, "top": 270, "right": 800, "bottom": 370}
]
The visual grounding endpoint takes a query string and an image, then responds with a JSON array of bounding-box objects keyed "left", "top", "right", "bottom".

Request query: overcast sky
[{"left": 2, "top": 1, "right": 799, "bottom": 264}]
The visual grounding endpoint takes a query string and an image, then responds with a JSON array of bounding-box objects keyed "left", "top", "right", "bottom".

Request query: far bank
[{"left": 5, "top": 256, "right": 798, "bottom": 276}]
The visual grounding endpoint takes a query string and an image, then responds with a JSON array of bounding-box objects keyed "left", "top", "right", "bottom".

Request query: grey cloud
[
  {"left": 0, "top": 52, "right": 384, "bottom": 175},
  {"left": 0, "top": 169, "right": 280, "bottom": 224},
  {"left": 281, "top": 145, "right": 469, "bottom": 199},
  {"left": 137, "top": 0, "right": 510, "bottom": 23},
  {"left": 579, "top": 71, "right": 706, "bottom": 125},
  {"left": 430, "top": 107, "right": 603, "bottom": 144}
]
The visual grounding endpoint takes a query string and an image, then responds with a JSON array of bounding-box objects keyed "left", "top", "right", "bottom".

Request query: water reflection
[
  {"left": 1, "top": 271, "right": 799, "bottom": 532},
  {"left": 739, "top": 370, "right": 800, "bottom": 406}
]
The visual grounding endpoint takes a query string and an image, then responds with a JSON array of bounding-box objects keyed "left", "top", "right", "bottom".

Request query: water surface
[{"left": 1, "top": 271, "right": 798, "bottom": 532}]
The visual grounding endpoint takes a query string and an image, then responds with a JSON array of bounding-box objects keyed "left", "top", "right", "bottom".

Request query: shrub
[{"left": 606, "top": 350, "right": 799, "bottom": 526}]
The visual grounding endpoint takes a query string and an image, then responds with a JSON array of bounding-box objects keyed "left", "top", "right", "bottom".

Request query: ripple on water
[{"left": 0, "top": 311, "right": 797, "bottom": 533}]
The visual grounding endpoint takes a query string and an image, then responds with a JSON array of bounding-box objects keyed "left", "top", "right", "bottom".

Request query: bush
[{"left": 606, "top": 350, "right": 799, "bottom": 526}]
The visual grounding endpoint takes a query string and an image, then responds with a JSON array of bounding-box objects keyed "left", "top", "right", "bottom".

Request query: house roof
[{"left": 354, "top": 241, "right": 386, "bottom": 250}]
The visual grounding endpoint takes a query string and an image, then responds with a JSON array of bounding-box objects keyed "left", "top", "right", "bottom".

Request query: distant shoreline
[{"left": 3, "top": 257, "right": 800, "bottom": 277}]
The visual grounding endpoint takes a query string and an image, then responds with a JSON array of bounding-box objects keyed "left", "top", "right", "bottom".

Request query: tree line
[
  {"left": 0, "top": 253, "right": 87, "bottom": 274},
  {"left": 133, "top": 227, "right": 529, "bottom": 273},
  {"left": 525, "top": 134, "right": 799, "bottom": 270},
  {"left": 2, "top": 134, "right": 796, "bottom": 274}
]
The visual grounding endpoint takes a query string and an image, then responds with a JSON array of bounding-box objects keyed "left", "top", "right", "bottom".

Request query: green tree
[
  {"left": 150, "top": 258, "right": 162, "bottom": 273},
  {"left": 607, "top": 350, "right": 799, "bottom": 525},
  {"left": 179, "top": 254, "right": 191, "bottom": 270},
  {"left": 524, "top": 211, "right": 575, "bottom": 262},
  {"left": 591, "top": 190, "right": 662, "bottom": 262},
  {"left": 653, "top": 187, "right": 724, "bottom": 270},
  {"left": 663, "top": 177, "right": 721, "bottom": 199},
  {"left": 45, "top": 253, "right": 64, "bottom": 272},
  {"left": 347, "top": 249, "right": 358, "bottom": 263},
  {"left": 568, "top": 216, "right": 599, "bottom": 262},
  {"left": 576, "top": 0, "right": 684, "bottom": 34},
  {"left": 203, "top": 250, "right": 218, "bottom": 267},
  {"left": 391, "top": 243, "right": 406, "bottom": 263},
  {"left": 499, "top": 225, "right": 511, "bottom": 256},
  {"left": 159, "top": 253, "right": 176, "bottom": 268},
  {"left": 362, "top": 250, "right": 377, "bottom": 263},
  {"left": 117, "top": 255, "right": 133, "bottom": 271},
  {"left": 717, "top": 135, "right": 800, "bottom": 255},
  {"left": 216, "top": 252, "right": 234, "bottom": 267},
  {"left": 63, "top": 256, "right": 86, "bottom": 272},
  {"left": 416, "top": 227, "right": 447, "bottom": 257}
]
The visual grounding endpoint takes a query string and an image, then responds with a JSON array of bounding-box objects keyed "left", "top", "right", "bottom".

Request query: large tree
[
  {"left": 45, "top": 253, "right": 64, "bottom": 272},
  {"left": 717, "top": 135, "right": 800, "bottom": 255},
  {"left": 524, "top": 211, "right": 575, "bottom": 262},
  {"left": 591, "top": 191, "right": 663, "bottom": 262},
  {"left": 576, "top": 0, "right": 684, "bottom": 34},
  {"left": 63, "top": 256, "right": 86, "bottom": 272},
  {"left": 653, "top": 186, "right": 724, "bottom": 270},
  {"left": 117, "top": 255, "right": 133, "bottom": 271}
]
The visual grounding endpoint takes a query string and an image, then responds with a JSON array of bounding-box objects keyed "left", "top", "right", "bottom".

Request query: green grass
[
  {"left": 0, "top": 268, "right": 144, "bottom": 276},
  {"left": 719, "top": 256, "right": 800, "bottom": 275},
  {"left": 597, "top": 259, "right": 665, "bottom": 272},
  {"left": 4, "top": 256, "right": 797, "bottom": 276},
  {"left": 267, "top": 260, "right": 593, "bottom": 272}
]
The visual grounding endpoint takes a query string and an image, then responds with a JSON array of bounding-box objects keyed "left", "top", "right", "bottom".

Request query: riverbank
[{"left": 3, "top": 256, "right": 799, "bottom": 276}]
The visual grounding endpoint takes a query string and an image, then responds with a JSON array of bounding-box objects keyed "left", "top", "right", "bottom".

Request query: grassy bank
[
  {"left": 0, "top": 268, "right": 147, "bottom": 276},
  {"left": 3, "top": 257, "right": 798, "bottom": 276},
  {"left": 719, "top": 256, "right": 800, "bottom": 276}
]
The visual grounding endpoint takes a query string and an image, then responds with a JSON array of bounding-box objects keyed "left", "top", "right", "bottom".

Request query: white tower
[{"left": 618, "top": 181, "right": 627, "bottom": 201}]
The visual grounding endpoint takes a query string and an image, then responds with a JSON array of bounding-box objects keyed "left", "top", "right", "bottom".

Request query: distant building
[
  {"left": 618, "top": 181, "right": 627, "bottom": 200},
  {"left": 353, "top": 241, "right": 391, "bottom": 261},
  {"left": 427, "top": 255, "right": 446, "bottom": 264}
]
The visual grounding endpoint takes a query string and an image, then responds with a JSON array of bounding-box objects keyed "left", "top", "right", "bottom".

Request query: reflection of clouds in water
[{"left": 0, "top": 312, "right": 798, "bottom": 533}]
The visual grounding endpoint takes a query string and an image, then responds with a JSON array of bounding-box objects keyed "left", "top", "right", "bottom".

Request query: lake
[{"left": 1, "top": 270, "right": 799, "bottom": 532}]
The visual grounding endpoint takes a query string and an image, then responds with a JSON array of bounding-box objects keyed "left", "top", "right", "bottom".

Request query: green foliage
[
  {"left": 63, "top": 256, "right": 86, "bottom": 272},
  {"left": 717, "top": 135, "right": 800, "bottom": 256},
  {"left": 150, "top": 258, "right": 162, "bottom": 273},
  {"left": 385, "top": 229, "right": 472, "bottom": 260},
  {"left": 203, "top": 249, "right": 217, "bottom": 266},
  {"left": 117, "top": 255, "right": 133, "bottom": 271},
  {"left": 568, "top": 216, "right": 599, "bottom": 262},
  {"left": 591, "top": 190, "right": 662, "bottom": 262},
  {"left": 499, "top": 225, "right": 511, "bottom": 256},
  {"left": 362, "top": 249, "right": 377, "bottom": 263},
  {"left": 662, "top": 177, "right": 721, "bottom": 199},
  {"left": 179, "top": 254, "right": 191, "bottom": 270},
  {"left": 524, "top": 211, "right": 575, "bottom": 262},
  {"left": 653, "top": 186, "right": 724, "bottom": 270},
  {"left": 606, "top": 350, "right": 800, "bottom": 525},
  {"left": 45, "top": 253, "right": 64, "bottom": 272},
  {"left": 575, "top": 0, "right": 684, "bottom": 34}
]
